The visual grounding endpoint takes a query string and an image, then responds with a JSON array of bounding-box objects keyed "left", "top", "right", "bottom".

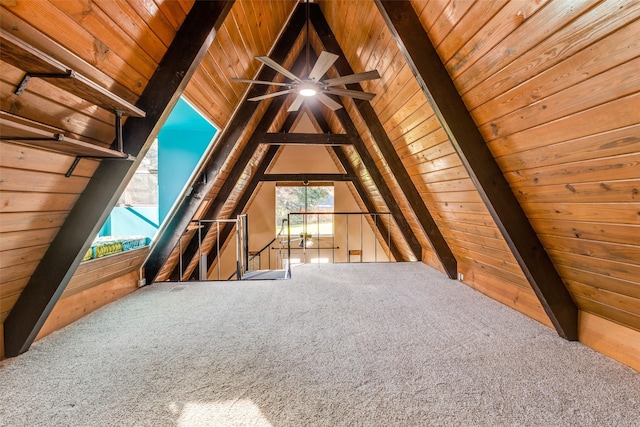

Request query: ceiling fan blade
[
  {"left": 315, "top": 93, "right": 343, "bottom": 111},
  {"left": 323, "top": 70, "right": 381, "bottom": 86},
  {"left": 256, "top": 56, "right": 301, "bottom": 82},
  {"left": 325, "top": 87, "right": 376, "bottom": 101},
  {"left": 248, "top": 89, "right": 295, "bottom": 102},
  {"left": 232, "top": 78, "right": 290, "bottom": 87},
  {"left": 287, "top": 94, "right": 305, "bottom": 112},
  {"left": 308, "top": 51, "right": 339, "bottom": 82}
]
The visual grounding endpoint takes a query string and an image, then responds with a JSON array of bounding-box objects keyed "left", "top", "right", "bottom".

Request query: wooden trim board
[
  {"left": 579, "top": 311, "right": 640, "bottom": 372},
  {"left": 34, "top": 270, "right": 139, "bottom": 342}
]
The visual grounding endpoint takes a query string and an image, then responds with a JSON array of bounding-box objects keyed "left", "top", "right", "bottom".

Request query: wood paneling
[
  {"left": 35, "top": 269, "right": 140, "bottom": 341},
  {"left": 415, "top": 0, "right": 640, "bottom": 355}
]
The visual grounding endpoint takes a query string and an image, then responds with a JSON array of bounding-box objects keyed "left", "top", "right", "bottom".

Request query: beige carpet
[{"left": 1, "top": 262, "right": 639, "bottom": 426}]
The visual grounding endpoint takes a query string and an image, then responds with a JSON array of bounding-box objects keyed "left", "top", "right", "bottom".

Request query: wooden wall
[
  {"left": 321, "top": 0, "right": 639, "bottom": 367},
  {"left": 0, "top": 0, "right": 191, "bottom": 356}
]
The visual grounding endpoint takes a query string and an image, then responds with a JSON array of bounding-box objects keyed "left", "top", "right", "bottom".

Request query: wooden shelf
[
  {"left": 0, "top": 111, "right": 130, "bottom": 159},
  {"left": 0, "top": 28, "right": 145, "bottom": 118}
]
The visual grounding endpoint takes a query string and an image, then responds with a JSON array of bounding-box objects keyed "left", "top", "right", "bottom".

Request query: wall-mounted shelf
[
  {"left": 0, "top": 111, "right": 128, "bottom": 159},
  {"left": 1, "top": 29, "right": 145, "bottom": 118}
]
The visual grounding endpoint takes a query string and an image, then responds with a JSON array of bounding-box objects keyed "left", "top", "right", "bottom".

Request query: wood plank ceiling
[{"left": 1, "top": 0, "right": 639, "bottom": 359}]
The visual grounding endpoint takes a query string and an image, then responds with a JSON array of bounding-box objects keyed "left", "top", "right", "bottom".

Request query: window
[{"left": 275, "top": 184, "right": 334, "bottom": 239}]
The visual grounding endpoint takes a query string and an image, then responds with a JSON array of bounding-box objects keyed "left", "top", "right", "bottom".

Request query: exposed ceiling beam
[
  {"left": 331, "top": 146, "right": 403, "bottom": 262},
  {"left": 171, "top": 53, "right": 311, "bottom": 281},
  {"left": 3, "top": 1, "right": 235, "bottom": 357},
  {"left": 376, "top": 0, "right": 578, "bottom": 340},
  {"left": 202, "top": 145, "right": 281, "bottom": 279},
  {"left": 261, "top": 173, "right": 355, "bottom": 182},
  {"left": 144, "top": 3, "right": 308, "bottom": 284},
  {"left": 310, "top": 4, "right": 457, "bottom": 278},
  {"left": 308, "top": 104, "right": 403, "bottom": 261},
  {"left": 261, "top": 132, "right": 352, "bottom": 145}
]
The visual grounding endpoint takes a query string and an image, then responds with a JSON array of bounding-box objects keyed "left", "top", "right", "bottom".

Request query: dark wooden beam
[
  {"left": 310, "top": 4, "right": 457, "bottom": 278},
  {"left": 261, "top": 132, "right": 352, "bottom": 145},
  {"left": 3, "top": 1, "right": 235, "bottom": 357},
  {"left": 204, "top": 145, "right": 281, "bottom": 276},
  {"left": 170, "top": 51, "right": 312, "bottom": 281},
  {"left": 331, "top": 111, "right": 421, "bottom": 261},
  {"left": 376, "top": 0, "right": 578, "bottom": 340},
  {"left": 261, "top": 173, "right": 355, "bottom": 182},
  {"left": 144, "top": 3, "right": 308, "bottom": 283},
  {"left": 331, "top": 146, "right": 403, "bottom": 261},
  {"left": 307, "top": 104, "right": 404, "bottom": 261}
]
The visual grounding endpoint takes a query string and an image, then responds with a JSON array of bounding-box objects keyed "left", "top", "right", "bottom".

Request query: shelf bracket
[
  {"left": 66, "top": 153, "right": 134, "bottom": 178},
  {"left": 0, "top": 133, "right": 64, "bottom": 142},
  {"left": 14, "top": 70, "right": 74, "bottom": 96}
]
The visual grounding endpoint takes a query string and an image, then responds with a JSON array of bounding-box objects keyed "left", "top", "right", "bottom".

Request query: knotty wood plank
[
  {"left": 428, "top": 0, "right": 474, "bottom": 49},
  {"left": 0, "top": 212, "right": 66, "bottom": 233},
  {"left": 378, "top": 0, "right": 578, "bottom": 339},
  {"left": 505, "top": 153, "right": 640, "bottom": 188},
  {"left": 572, "top": 295, "right": 640, "bottom": 333},
  {"left": 524, "top": 202, "right": 640, "bottom": 225},
  {"left": 515, "top": 179, "right": 640, "bottom": 204},
  {"left": 93, "top": 0, "right": 169, "bottom": 59},
  {"left": 0, "top": 228, "right": 58, "bottom": 252},
  {"left": 531, "top": 219, "right": 640, "bottom": 246},
  {"left": 51, "top": 0, "right": 158, "bottom": 79},
  {"left": 0, "top": 192, "right": 79, "bottom": 214},
  {"left": 464, "top": 0, "right": 640, "bottom": 110},
  {"left": 0, "top": 140, "right": 98, "bottom": 178},
  {"left": 550, "top": 250, "right": 640, "bottom": 285},
  {"left": 497, "top": 125, "right": 640, "bottom": 173},
  {"left": 0, "top": 168, "right": 88, "bottom": 193},
  {"left": 479, "top": 57, "right": 640, "bottom": 141},
  {"left": 0, "top": 261, "right": 39, "bottom": 284},
  {"left": 127, "top": 0, "right": 176, "bottom": 46},
  {"left": 472, "top": 21, "right": 640, "bottom": 126},
  {"left": 454, "top": 0, "right": 597, "bottom": 94},
  {"left": 458, "top": 260, "right": 553, "bottom": 328},
  {"left": 0, "top": 8, "right": 140, "bottom": 101},
  {"left": 542, "top": 234, "right": 640, "bottom": 271},
  {"left": 445, "top": 0, "right": 551, "bottom": 79},
  {"left": 0, "top": 245, "right": 48, "bottom": 270},
  {"left": 435, "top": 0, "right": 508, "bottom": 64},
  {"left": 488, "top": 93, "right": 640, "bottom": 156}
]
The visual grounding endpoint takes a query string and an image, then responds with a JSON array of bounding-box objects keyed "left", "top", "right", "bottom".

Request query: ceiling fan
[{"left": 232, "top": 2, "right": 380, "bottom": 112}]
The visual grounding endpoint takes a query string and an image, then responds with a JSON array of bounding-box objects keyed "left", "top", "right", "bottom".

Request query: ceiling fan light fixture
[{"left": 299, "top": 83, "right": 317, "bottom": 97}]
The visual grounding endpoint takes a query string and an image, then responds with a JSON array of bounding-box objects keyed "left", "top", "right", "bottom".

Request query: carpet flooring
[{"left": 1, "top": 262, "right": 639, "bottom": 426}]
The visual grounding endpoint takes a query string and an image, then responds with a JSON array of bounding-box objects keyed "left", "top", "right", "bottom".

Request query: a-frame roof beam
[
  {"left": 169, "top": 52, "right": 311, "bottom": 281},
  {"left": 310, "top": 4, "right": 457, "bottom": 278},
  {"left": 144, "top": 3, "right": 308, "bottom": 283},
  {"left": 261, "top": 132, "right": 352, "bottom": 145},
  {"left": 308, "top": 104, "right": 404, "bottom": 261},
  {"left": 261, "top": 173, "right": 355, "bottom": 181},
  {"left": 3, "top": 1, "right": 235, "bottom": 357},
  {"left": 331, "top": 146, "right": 404, "bottom": 262},
  {"left": 376, "top": 0, "right": 578, "bottom": 339},
  {"left": 200, "top": 144, "right": 281, "bottom": 279}
]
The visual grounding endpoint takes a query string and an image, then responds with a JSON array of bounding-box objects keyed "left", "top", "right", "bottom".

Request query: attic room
[{"left": 1, "top": 0, "right": 639, "bottom": 424}]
